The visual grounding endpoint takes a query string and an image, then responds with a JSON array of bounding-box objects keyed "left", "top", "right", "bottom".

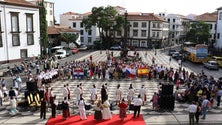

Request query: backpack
[{"left": 206, "top": 101, "right": 211, "bottom": 108}]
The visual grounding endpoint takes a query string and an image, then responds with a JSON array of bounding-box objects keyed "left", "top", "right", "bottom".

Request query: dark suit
[{"left": 40, "top": 99, "right": 47, "bottom": 119}]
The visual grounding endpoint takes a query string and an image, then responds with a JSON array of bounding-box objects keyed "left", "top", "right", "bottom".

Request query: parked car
[
  {"left": 66, "top": 50, "right": 73, "bottom": 57},
  {"left": 168, "top": 49, "right": 176, "bottom": 56},
  {"left": 55, "top": 49, "right": 67, "bottom": 59},
  {"left": 0, "top": 64, "right": 10, "bottom": 77},
  {"left": 71, "top": 48, "right": 79, "bottom": 54},
  {"left": 203, "top": 61, "right": 219, "bottom": 70},
  {"left": 172, "top": 52, "right": 180, "bottom": 58},
  {"left": 51, "top": 46, "right": 65, "bottom": 53},
  {"left": 110, "top": 45, "right": 122, "bottom": 50},
  {"left": 78, "top": 44, "right": 88, "bottom": 50}
]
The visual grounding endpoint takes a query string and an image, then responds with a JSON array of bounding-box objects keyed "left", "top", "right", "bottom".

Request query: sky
[{"left": 51, "top": 0, "right": 221, "bottom": 23}]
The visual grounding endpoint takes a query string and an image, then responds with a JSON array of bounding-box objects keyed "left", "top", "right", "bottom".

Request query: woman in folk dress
[{"left": 90, "top": 84, "right": 97, "bottom": 104}]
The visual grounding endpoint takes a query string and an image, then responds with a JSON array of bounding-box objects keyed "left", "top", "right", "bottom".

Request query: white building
[
  {"left": 193, "top": 12, "right": 217, "bottom": 45},
  {"left": 0, "top": 0, "right": 40, "bottom": 63},
  {"left": 164, "top": 14, "right": 190, "bottom": 44},
  {"left": 60, "top": 12, "right": 99, "bottom": 46},
  {"left": 216, "top": 7, "right": 222, "bottom": 48},
  {"left": 28, "top": 0, "right": 54, "bottom": 26}
]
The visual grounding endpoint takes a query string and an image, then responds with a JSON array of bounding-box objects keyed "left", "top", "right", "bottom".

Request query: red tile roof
[
  {"left": 47, "top": 26, "right": 79, "bottom": 35},
  {"left": 194, "top": 12, "right": 217, "bottom": 22},
  {"left": 126, "top": 13, "right": 166, "bottom": 22},
  {"left": 0, "top": 0, "right": 38, "bottom": 8},
  {"left": 62, "top": 11, "right": 79, "bottom": 15}
]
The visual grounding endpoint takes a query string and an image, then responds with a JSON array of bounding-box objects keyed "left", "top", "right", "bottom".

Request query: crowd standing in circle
[{"left": 0, "top": 50, "right": 221, "bottom": 123}]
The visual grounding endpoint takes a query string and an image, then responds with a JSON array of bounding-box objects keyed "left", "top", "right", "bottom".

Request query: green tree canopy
[
  {"left": 82, "top": 6, "right": 125, "bottom": 48},
  {"left": 186, "top": 21, "right": 210, "bottom": 44}
]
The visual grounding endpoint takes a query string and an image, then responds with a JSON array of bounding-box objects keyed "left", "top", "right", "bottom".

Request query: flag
[
  {"left": 137, "top": 68, "right": 149, "bottom": 76},
  {"left": 125, "top": 67, "right": 136, "bottom": 78}
]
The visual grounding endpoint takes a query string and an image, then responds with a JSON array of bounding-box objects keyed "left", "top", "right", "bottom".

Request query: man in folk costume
[
  {"left": 90, "top": 84, "right": 97, "bottom": 104},
  {"left": 63, "top": 84, "right": 68, "bottom": 100},
  {"left": 139, "top": 85, "right": 147, "bottom": 106},
  {"left": 115, "top": 84, "right": 123, "bottom": 105},
  {"left": 66, "top": 84, "right": 71, "bottom": 100},
  {"left": 74, "top": 85, "right": 81, "bottom": 103}
]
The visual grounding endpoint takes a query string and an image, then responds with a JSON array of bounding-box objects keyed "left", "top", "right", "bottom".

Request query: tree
[
  {"left": 82, "top": 6, "right": 125, "bottom": 48},
  {"left": 39, "top": 0, "right": 48, "bottom": 57},
  {"left": 186, "top": 21, "right": 210, "bottom": 44},
  {"left": 60, "top": 33, "right": 78, "bottom": 48}
]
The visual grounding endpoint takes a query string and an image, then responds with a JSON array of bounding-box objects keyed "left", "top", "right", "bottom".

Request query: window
[
  {"left": 80, "top": 30, "right": 84, "bottom": 35},
  {"left": 141, "top": 30, "right": 146, "bottom": 37},
  {"left": 0, "top": 15, "right": 2, "bottom": 47},
  {"left": 20, "top": 49, "right": 27, "bottom": 58},
  {"left": 141, "top": 22, "right": 147, "bottom": 28},
  {"left": 173, "top": 18, "right": 175, "bottom": 22},
  {"left": 88, "top": 37, "right": 92, "bottom": 43},
  {"left": 133, "top": 30, "right": 138, "bottom": 37},
  {"left": 133, "top": 22, "right": 138, "bottom": 27},
  {"left": 12, "top": 34, "right": 20, "bottom": 46},
  {"left": 172, "top": 25, "right": 175, "bottom": 29},
  {"left": 132, "top": 40, "right": 138, "bottom": 47},
  {"left": 168, "top": 19, "right": 170, "bottom": 22},
  {"left": 80, "top": 22, "right": 83, "bottom": 28},
  {"left": 50, "top": 10, "right": 52, "bottom": 15},
  {"left": 26, "top": 14, "right": 33, "bottom": 32},
  {"left": 152, "top": 32, "right": 155, "bottom": 37},
  {"left": 50, "top": 21, "right": 53, "bottom": 26},
  {"left": 157, "top": 23, "right": 160, "bottom": 28},
  {"left": 88, "top": 30, "right": 92, "bottom": 35},
  {"left": 0, "top": 35, "right": 2, "bottom": 47},
  {"left": 27, "top": 34, "right": 34, "bottom": 45},
  {"left": 157, "top": 32, "right": 159, "bottom": 37},
  {"left": 73, "top": 22, "right": 76, "bottom": 28},
  {"left": 152, "top": 23, "right": 156, "bottom": 28},
  {"left": 11, "top": 12, "right": 19, "bottom": 32},
  {"left": 218, "top": 33, "right": 220, "bottom": 39},
  {"left": 219, "top": 12, "right": 222, "bottom": 20},
  {"left": 117, "top": 30, "right": 121, "bottom": 36},
  {"left": 80, "top": 37, "right": 84, "bottom": 43},
  {"left": 209, "top": 24, "right": 212, "bottom": 29},
  {"left": 50, "top": 3, "right": 53, "bottom": 8}
]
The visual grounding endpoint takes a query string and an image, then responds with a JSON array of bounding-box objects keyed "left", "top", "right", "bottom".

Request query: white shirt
[
  {"left": 134, "top": 98, "right": 143, "bottom": 106},
  {"left": 188, "top": 104, "right": 197, "bottom": 113}
]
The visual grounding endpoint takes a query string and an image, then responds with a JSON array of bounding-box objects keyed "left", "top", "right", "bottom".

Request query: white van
[
  {"left": 55, "top": 49, "right": 67, "bottom": 59},
  {"left": 51, "top": 46, "right": 65, "bottom": 53}
]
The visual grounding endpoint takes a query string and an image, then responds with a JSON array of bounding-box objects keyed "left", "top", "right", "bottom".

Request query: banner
[{"left": 137, "top": 68, "right": 149, "bottom": 75}]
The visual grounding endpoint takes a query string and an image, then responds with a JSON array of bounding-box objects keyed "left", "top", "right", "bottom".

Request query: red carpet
[{"left": 46, "top": 114, "right": 145, "bottom": 125}]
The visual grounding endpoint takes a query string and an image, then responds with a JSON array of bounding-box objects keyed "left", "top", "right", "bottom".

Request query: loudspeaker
[
  {"left": 26, "top": 81, "right": 38, "bottom": 92},
  {"left": 160, "top": 95, "right": 175, "bottom": 111},
  {"left": 162, "top": 84, "right": 174, "bottom": 95}
]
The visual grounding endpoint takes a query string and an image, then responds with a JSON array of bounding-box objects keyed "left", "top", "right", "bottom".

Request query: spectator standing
[
  {"left": 133, "top": 94, "right": 143, "bottom": 118},
  {"left": 101, "top": 85, "right": 108, "bottom": 104},
  {"left": 118, "top": 98, "right": 128, "bottom": 121},
  {"left": 195, "top": 101, "right": 202, "bottom": 124},
  {"left": 216, "top": 89, "right": 222, "bottom": 107},
  {"left": 8, "top": 87, "right": 16, "bottom": 99},
  {"left": 151, "top": 92, "right": 159, "bottom": 111},
  {"left": 62, "top": 85, "right": 68, "bottom": 100},
  {"left": 188, "top": 101, "right": 197, "bottom": 125},
  {"left": 201, "top": 97, "right": 209, "bottom": 120},
  {"left": 0, "top": 88, "right": 3, "bottom": 106},
  {"left": 78, "top": 97, "right": 87, "bottom": 120},
  {"left": 40, "top": 98, "right": 47, "bottom": 119}
]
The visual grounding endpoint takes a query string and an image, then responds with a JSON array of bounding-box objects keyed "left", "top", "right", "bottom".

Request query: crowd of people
[{"left": 0, "top": 50, "right": 222, "bottom": 123}]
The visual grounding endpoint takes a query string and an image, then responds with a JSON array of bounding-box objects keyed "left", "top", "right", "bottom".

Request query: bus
[
  {"left": 183, "top": 42, "right": 209, "bottom": 63},
  {"left": 211, "top": 56, "right": 222, "bottom": 67}
]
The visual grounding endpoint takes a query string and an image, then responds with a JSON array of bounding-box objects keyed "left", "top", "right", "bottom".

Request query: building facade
[
  {"left": 60, "top": 11, "right": 99, "bottom": 46},
  {"left": 29, "top": 0, "right": 54, "bottom": 26},
  {"left": 216, "top": 7, "right": 222, "bottom": 49},
  {"left": 0, "top": 0, "right": 40, "bottom": 63}
]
